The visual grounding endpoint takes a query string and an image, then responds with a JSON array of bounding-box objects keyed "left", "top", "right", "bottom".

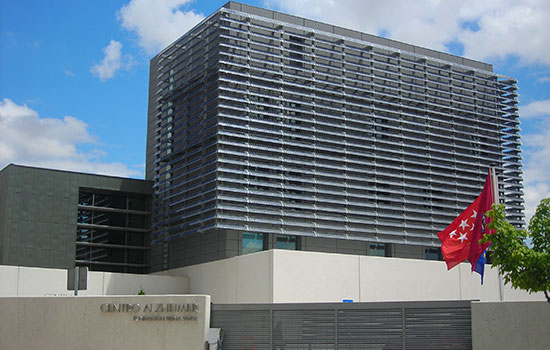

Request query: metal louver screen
[
  {"left": 337, "top": 308, "right": 403, "bottom": 349},
  {"left": 273, "top": 310, "right": 335, "bottom": 349},
  {"left": 404, "top": 307, "right": 472, "bottom": 349},
  {"left": 211, "top": 300, "right": 472, "bottom": 349},
  {"left": 211, "top": 310, "right": 270, "bottom": 350}
]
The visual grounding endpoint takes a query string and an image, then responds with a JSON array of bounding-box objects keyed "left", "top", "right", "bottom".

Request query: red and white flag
[{"left": 438, "top": 172, "right": 495, "bottom": 270}]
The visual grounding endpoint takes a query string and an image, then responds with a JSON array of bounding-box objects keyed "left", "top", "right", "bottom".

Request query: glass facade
[
  {"left": 369, "top": 243, "right": 389, "bottom": 257},
  {"left": 146, "top": 3, "right": 523, "bottom": 266},
  {"left": 425, "top": 247, "right": 443, "bottom": 261},
  {"left": 242, "top": 232, "right": 265, "bottom": 255},
  {"left": 76, "top": 190, "right": 150, "bottom": 273},
  {"left": 276, "top": 235, "right": 297, "bottom": 250}
]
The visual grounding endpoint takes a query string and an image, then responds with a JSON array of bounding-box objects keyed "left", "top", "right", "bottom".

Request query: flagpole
[
  {"left": 490, "top": 167, "right": 499, "bottom": 204},
  {"left": 490, "top": 166, "right": 504, "bottom": 301}
]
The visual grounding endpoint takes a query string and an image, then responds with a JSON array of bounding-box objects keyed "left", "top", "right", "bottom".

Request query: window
[
  {"left": 78, "top": 192, "right": 94, "bottom": 206},
  {"left": 425, "top": 247, "right": 442, "bottom": 261},
  {"left": 76, "top": 189, "right": 150, "bottom": 273},
  {"left": 242, "top": 232, "right": 264, "bottom": 255},
  {"left": 128, "top": 197, "right": 147, "bottom": 211},
  {"left": 276, "top": 235, "right": 297, "bottom": 250},
  {"left": 369, "top": 243, "right": 389, "bottom": 257}
]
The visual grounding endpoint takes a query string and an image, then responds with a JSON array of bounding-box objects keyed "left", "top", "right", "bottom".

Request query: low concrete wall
[
  {"left": 165, "top": 248, "right": 273, "bottom": 303},
  {"left": 166, "top": 250, "right": 546, "bottom": 303},
  {"left": 3, "top": 251, "right": 544, "bottom": 304},
  {"left": 0, "top": 265, "right": 189, "bottom": 296},
  {"left": 0, "top": 295, "right": 210, "bottom": 350},
  {"left": 472, "top": 301, "right": 550, "bottom": 349}
]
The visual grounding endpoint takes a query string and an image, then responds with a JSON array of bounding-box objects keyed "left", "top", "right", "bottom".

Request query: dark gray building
[
  {"left": 146, "top": 1, "right": 523, "bottom": 271},
  {"left": 0, "top": 164, "right": 153, "bottom": 273}
]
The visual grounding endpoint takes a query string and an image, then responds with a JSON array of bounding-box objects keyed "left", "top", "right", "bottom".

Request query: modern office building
[
  {"left": 146, "top": 1, "right": 523, "bottom": 271},
  {"left": 0, "top": 164, "right": 153, "bottom": 273}
]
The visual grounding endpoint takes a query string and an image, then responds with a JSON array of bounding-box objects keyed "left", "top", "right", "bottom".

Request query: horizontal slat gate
[
  {"left": 211, "top": 301, "right": 472, "bottom": 349},
  {"left": 211, "top": 310, "right": 270, "bottom": 350},
  {"left": 337, "top": 308, "right": 403, "bottom": 349},
  {"left": 405, "top": 307, "right": 472, "bottom": 349},
  {"left": 273, "top": 310, "right": 336, "bottom": 349}
]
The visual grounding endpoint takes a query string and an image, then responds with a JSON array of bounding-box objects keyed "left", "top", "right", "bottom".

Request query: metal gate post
[
  {"left": 334, "top": 308, "right": 338, "bottom": 349},
  {"left": 402, "top": 305, "right": 406, "bottom": 350},
  {"left": 269, "top": 308, "right": 273, "bottom": 349}
]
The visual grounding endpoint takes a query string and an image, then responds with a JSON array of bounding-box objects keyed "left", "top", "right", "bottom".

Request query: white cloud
[
  {"left": 523, "top": 183, "right": 550, "bottom": 225},
  {"left": 90, "top": 40, "right": 132, "bottom": 81},
  {"left": 0, "top": 98, "right": 141, "bottom": 177},
  {"left": 265, "top": 0, "right": 461, "bottom": 51},
  {"left": 520, "top": 100, "right": 550, "bottom": 119},
  {"left": 537, "top": 76, "right": 550, "bottom": 84},
  {"left": 118, "top": 0, "right": 205, "bottom": 55},
  {"left": 522, "top": 126, "right": 550, "bottom": 223},
  {"left": 518, "top": 99, "right": 550, "bottom": 223},
  {"left": 266, "top": 0, "right": 550, "bottom": 65},
  {"left": 460, "top": 2, "right": 550, "bottom": 65}
]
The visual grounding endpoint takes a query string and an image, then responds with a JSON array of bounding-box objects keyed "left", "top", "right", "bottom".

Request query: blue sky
[{"left": 1, "top": 0, "right": 549, "bottom": 222}]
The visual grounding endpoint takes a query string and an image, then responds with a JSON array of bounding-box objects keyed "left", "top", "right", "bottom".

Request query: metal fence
[{"left": 211, "top": 300, "right": 472, "bottom": 349}]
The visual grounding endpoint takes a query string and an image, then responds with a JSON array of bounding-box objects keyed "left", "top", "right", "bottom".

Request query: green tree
[{"left": 483, "top": 199, "right": 550, "bottom": 303}]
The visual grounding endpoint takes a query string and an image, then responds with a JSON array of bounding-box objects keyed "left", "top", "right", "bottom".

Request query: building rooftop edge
[
  {"left": 156, "top": 1, "right": 501, "bottom": 75},
  {"left": 0, "top": 163, "right": 151, "bottom": 183}
]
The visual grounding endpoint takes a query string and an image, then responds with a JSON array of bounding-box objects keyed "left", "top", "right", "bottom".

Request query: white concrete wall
[
  {"left": 272, "top": 251, "right": 360, "bottom": 302},
  {"left": 0, "top": 265, "right": 189, "bottom": 297},
  {"left": 0, "top": 295, "right": 210, "bottom": 350},
  {"left": 168, "top": 249, "right": 546, "bottom": 303},
  {"left": 162, "top": 250, "right": 273, "bottom": 303},
  {"left": 472, "top": 301, "right": 550, "bottom": 349},
  {"left": 3, "top": 250, "right": 545, "bottom": 303}
]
